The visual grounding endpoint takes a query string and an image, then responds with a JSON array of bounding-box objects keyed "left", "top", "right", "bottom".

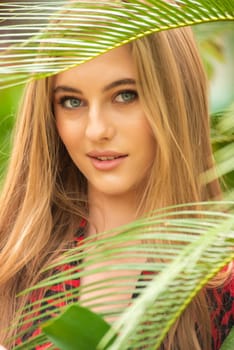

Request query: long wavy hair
[{"left": 0, "top": 22, "right": 230, "bottom": 349}]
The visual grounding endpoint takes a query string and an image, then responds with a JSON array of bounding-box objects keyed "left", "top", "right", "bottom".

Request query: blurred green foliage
[
  {"left": 193, "top": 22, "right": 234, "bottom": 198},
  {"left": 211, "top": 104, "right": 234, "bottom": 199},
  {"left": 0, "top": 84, "right": 23, "bottom": 180}
]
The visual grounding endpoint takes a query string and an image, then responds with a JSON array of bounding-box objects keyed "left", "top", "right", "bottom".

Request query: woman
[{"left": 0, "top": 21, "right": 233, "bottom": 350}]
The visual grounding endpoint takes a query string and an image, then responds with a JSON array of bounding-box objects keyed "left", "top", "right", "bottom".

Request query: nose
[{"left": 85, "top": 104, "right": 115, "bottom": 142}]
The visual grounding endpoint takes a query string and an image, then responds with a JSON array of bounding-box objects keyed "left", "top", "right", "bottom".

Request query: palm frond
[
  {"left": 9, "top": 202, "right": 234, "bottom": 350},
  {"left": 101, "top": 209, "right": 234, "bottom": 349},
  {"left": 0, "top": 0, "right": 233, "bottom": 89}
]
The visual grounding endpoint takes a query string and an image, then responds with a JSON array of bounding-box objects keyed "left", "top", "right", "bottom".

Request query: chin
[
  {"left": 91, "top": 182, "right": 135, "bottom": 197},
  {"left": 100, "top": 188, "right": 131, "bottom": 196}
]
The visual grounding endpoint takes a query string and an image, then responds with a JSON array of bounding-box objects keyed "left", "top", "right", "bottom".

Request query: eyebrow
[{"left": 53, "top": 78, "right": 136, "bottom": 94}]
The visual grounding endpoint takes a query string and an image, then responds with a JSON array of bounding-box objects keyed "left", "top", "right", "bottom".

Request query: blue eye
[
  {"left": 115, "top": 90, "right": 138, "bottom": 103},
  {"left": 59, "top": 96, "right": 82, "bottom": 109}
]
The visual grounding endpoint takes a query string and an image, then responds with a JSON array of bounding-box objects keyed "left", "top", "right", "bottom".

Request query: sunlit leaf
[
  {"left": 0, "top": 0, "right": 234, "bottom": 88},
  {"left": 42, "top": 304, "right": 114, "bottom": 350}
]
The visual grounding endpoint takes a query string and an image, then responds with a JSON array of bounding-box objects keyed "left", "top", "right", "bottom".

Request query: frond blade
[
  {"left": 8, "top": 202, "right": 234, "bottom": 350},
  {"left": 0, "top": 0, "right": 233, "bottom": 89}
]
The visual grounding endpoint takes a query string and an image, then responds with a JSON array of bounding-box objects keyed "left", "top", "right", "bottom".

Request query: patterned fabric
[
  {"left": 15, "top": 220, "right": 234, "bottom": 349},
  {"left": 15, "top": 220, "right": 86, "bottom": 349},
  {"left": 208, "top": 278, "right": 234, "bottom": 350}
]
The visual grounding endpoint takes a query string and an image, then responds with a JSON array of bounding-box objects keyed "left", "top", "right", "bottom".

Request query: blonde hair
[
  {"left": 0, "top": 24, "right": 230, "bottom": 349},
  {"left": 130, "top": 28, "right": 227, "bottom": 350},
  {"left": 131, "top": 28, "right": 221, "bottom": 215}
]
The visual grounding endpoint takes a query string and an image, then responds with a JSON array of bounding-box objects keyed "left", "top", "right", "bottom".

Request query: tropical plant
[
  {"left": 0, "top": 1, "right": 233, "bottom": 349},
  {"left": 10, "top": 202, "right": 234, "bottom": 350},
  {"left": 1, "top": 0, "right": 234, "bottom": 88}
]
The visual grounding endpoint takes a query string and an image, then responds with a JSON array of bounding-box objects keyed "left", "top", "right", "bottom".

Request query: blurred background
[{"left": 0, "top": 21, "right": 233, "bottom": 195}]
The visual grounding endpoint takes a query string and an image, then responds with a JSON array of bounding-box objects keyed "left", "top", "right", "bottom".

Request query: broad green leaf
[
  {"left": 42, "top": 304, "right": 114, "bottom": 350},
  {"left": 220, "top": 327, "right": 234, "bottom": 350},
  {"left": 0, "top": 0, "right": 234, "bottom": 89}
]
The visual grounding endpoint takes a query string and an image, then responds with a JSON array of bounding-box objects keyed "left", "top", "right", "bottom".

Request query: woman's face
[{"left": 53, "top": 45, "right": 155, "bottom": 199}]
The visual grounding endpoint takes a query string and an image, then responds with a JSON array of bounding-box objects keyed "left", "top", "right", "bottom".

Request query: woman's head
[
  {"left": 50, "top": 28, "right": 220, "bottom": 217},
  {"left": 52, "top": 44, "right": 156, "bottom": 205}
]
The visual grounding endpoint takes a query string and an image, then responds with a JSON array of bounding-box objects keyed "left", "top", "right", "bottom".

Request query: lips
[
  {"left": 94, "top": 155, "right": 121, "bottom": 161},
  {"left": 87, "top": 151, "right": 128, "bottom": 170},
  {"left": 87, "top": 151, "right": 127, "bottom": 160}
]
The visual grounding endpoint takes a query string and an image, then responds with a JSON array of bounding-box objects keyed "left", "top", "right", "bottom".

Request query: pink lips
[{"left": 87, "top": 151, "right": 128, "bottom": 170}]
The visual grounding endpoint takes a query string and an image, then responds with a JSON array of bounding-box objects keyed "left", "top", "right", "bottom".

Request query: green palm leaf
[
  {"left": 10, "top": 202, "right": 233, "bottom": 349},
  {"left": 0, "top": 0, "right": 234, "bottom": 89}
]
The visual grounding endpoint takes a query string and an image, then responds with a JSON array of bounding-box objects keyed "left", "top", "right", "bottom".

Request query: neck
[{"left": 87, "top": 188, "right": 138, "bottom": 235}]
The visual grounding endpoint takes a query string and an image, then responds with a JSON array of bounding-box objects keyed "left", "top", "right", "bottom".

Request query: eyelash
[
  {"left": 57, "top": 89, "right": 138, "bottom": 110},
  {"left": 113, "top": 90, "right": 138, "bottom": 103},
  {"left": 58, "top": 95, "right": 82, "bottom": 109}
]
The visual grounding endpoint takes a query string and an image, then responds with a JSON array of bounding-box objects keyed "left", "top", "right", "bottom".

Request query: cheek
[
  {"left": 56, "top": 118, "right": 81, "bottom": 150},
  {"left": 140, "top": 121, "right": 156, "bottom": 163},
  {"left": 137, "top": 112, "right": 155, "bottom": 141},
  {"left": 144, "top": 135, "right": 156, "bottom": 165}
]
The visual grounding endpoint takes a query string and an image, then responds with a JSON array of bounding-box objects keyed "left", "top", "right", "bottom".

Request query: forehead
[{"left": 53, "top": 44, "right": 136, "bottom": 86}]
